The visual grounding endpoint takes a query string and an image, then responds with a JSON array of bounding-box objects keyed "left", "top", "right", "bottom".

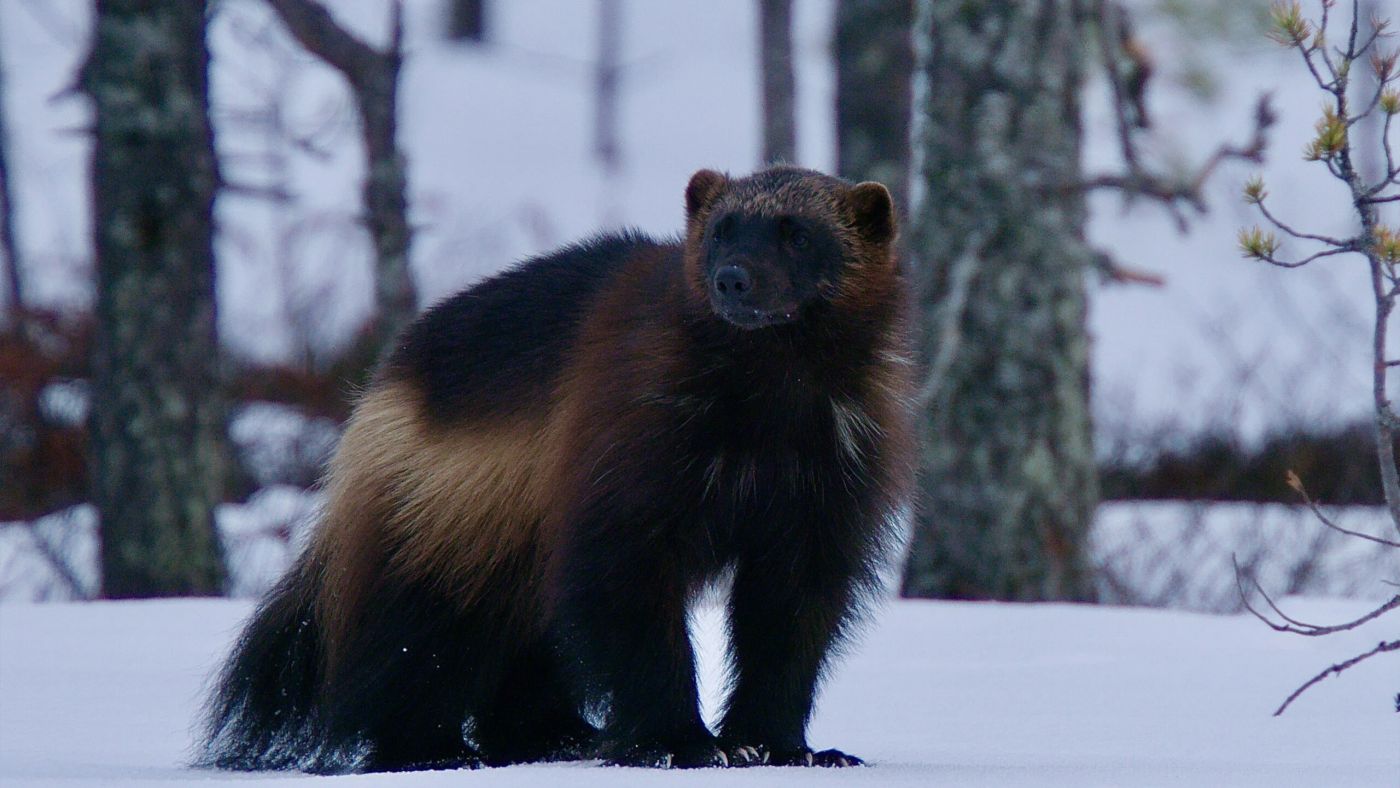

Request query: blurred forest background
[{"left": 0, "top": 0, "right": 1397, "bottom": 615}]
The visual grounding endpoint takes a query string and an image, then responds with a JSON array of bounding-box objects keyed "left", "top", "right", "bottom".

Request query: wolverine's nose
[{"left": 713, "top": 265, "right": 752, "bottom": 300}]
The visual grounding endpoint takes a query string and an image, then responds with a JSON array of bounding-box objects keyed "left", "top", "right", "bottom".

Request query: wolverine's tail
[{"left": 197, "top": 556, "right": 355, "bottom": 772}]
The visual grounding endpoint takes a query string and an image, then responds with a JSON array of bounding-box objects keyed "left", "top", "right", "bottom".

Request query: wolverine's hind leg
[
  {"left": 322, "top": 577, "right": 487, "bottom": 772},
  {"left": 474, "top": 637, "right": 598, "bottom": 765}
]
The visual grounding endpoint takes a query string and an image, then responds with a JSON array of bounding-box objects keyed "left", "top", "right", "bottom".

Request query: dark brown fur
[{"left": 201, "top": 166, "right": 913, "bottom": 773}]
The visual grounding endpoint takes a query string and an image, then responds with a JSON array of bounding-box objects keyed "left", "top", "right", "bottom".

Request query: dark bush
[{"left": 1101, "top": 422, "right": 1387, "bottom": 504}]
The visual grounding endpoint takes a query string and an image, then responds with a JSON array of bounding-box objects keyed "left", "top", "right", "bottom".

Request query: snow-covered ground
[{"left": 0, "top": 597, "right": 1395, "bottom": 787}]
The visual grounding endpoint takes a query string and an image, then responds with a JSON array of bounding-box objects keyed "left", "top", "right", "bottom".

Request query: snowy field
[{"left": 0, "top": 597, "right": 1396, "bottom": 787}]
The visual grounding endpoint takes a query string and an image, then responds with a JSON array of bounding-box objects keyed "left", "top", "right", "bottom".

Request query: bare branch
[
  {"left": 1370, "top": 111, "right": 1396, "bottom": 193},
  {"left": 1250, "top": 245, "right": 1356, "bottom": 268},
  {"left": 1059, "top": 2, "right": 1273, "bottom": 222},
  {"left": 1092, "top": 250, "right": 1165, "bottom": 286},
  {"left": 221, "top": 179, "right": 296, "bottom": 203},
  {"left": 263, "top": 0, "right": 417, "bottom": 348},
  {"left": 263, "top": 0, "right": 380, "bottom": 87},
  {"left": 1072, "top": 96, "right": 1274, "bottom": 215},
  {"left": 1255, "top": 202, "right": 1354, "bottom": 247},
  {"left": 1285, "top": 470, "right": 1400, "bottom": 547},
  {"left": 1274, "top": 638, "right": 1400, "bottom": 715},
  {"left": 1298, "top": 43, "right": 1335, "bottom": 94},
  {"left": 1, "top": 515, "right": 89, "bottom": 599},
  {"left": 1243, "top": 0, "right": 1400, "bottom": 703}
]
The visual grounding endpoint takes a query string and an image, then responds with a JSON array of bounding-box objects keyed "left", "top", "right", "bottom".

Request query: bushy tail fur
[{"left": 197, "top": 557, "right": 359, "bottom": 773}]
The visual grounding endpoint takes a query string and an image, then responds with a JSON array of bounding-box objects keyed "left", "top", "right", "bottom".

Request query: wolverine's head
[{"left": 683, "top": 166, "right": 896, "bottom": 329}]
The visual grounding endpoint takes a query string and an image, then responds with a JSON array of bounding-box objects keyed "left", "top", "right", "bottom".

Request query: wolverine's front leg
[
  {"left": 552, "top": 508, "right": 727, "bottom": 768},
  {"left": 719, "top": 540, "right": 867, "bottom": 768}
]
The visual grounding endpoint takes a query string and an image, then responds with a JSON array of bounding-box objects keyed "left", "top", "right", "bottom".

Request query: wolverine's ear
[
  {"left": 848, "top": 181, "right": 896, "bottom": 246},
  {"left": 685, "top": 169, "right": 727, "bottom": 220}
]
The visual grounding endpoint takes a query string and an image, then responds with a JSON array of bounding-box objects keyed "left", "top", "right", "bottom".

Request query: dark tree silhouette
[
  {"left": 834, "top": 0, "right": 913, "bottom": 219},
  {"left": 0, "top": 8, "right": 22, "bottom": 324},
  {"left": 758, "top": 0, "right": 796, "bottom": 164}
]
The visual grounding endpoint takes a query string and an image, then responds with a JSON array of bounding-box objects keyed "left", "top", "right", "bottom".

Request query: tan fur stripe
[{"left": 310, "top": 383, "right": 561, "bottom": 673}]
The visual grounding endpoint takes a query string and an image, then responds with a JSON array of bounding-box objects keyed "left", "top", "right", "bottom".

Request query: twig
[
  {"left": 221, "top": 179, "right": 296, "bottom": 203},
  {"left": 1092, "top": 250, "right": 1165, "bottom": 286},
  {"left": 1072, "top": 96, "right": 1275, "bottom": 215},
  {"left": 1233, "top": 554, "right": 1400, "bottom": 635},
  {"left": 1255, "top": 199, "right": 1354, "bottom": 246},
  {"left": 1056, "top": 2, "right": 1273, "bottom": 223},
  {"left": 1285, "top": 470, "right": 1400, "bottom": 547},
  {"left": 1250, "top": 245, "right": 1356, "bottom": 269},
  {"left": 1273, "top": 638, "right": 1400, "bottom": 715},
  {"left": 2, "top": 515, "right": 89, "bottom": 599}
]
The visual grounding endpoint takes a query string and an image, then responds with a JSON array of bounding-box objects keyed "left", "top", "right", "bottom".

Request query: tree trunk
[
  {"left": 902, "top": 0, "right": 1099, "bottom": 602},
  {"left": 84, "top": 0, "right": 228, "bottom": 597},
  {"left": 758, "top": 0, "right": 796, "bottom": 164},
  {"left": 594, "top": 0, "right": 622, "bottom": 176},
  {"left": 834, "top": 0, "right": 913, "bottom": 218},
  {"left": 266, "top": 0, "right": 417, "bottom": 353},
  {"left": 0, "top": 10, "right": 22, "bottom": 323},
  {"left": 446, "top": 0, "right": 488, "bottom": 43}
]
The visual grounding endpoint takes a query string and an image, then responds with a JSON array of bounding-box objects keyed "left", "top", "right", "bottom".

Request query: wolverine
[{"left": 200, "top": 166, "right": 915, "bottom": 772}]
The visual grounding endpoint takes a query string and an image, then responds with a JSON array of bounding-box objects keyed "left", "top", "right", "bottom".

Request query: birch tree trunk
[
  {"left": 903, "top": 0, "right": 1099, "bottom": 601},
  {"left": 84, "top": 0, "right": 228, "bottom": 597}
]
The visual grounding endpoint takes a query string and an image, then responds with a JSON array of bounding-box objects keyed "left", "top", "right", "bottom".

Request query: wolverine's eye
[
  {"left": 713, "top": 215, "right": 735, "bottom": 243},
  {"left": 782, "top": 219, "right": 809, "bottom": 250}
]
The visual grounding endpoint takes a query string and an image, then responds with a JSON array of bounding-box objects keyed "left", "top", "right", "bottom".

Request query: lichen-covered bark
[
  {"left": 902, "top": 0, "right": 1098, "bottom": 601},
  {"left": 84, "top": 0, "right": 228, "bottom": 597},
  {"left": 834, "top": 0, "right": 914, "bottom": 217},
  {"left": 358, "top": 55, "right": 415, "bottom": 351}
]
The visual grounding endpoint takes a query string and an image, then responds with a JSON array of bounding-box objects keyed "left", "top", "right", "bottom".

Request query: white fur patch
[{"left": 831, "top": 398, "right": 881, "bottom": 464}]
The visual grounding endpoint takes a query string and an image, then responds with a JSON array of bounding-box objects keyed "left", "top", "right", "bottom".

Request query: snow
[{"left": 0, "top": 597, "right": 1395, "bottom": 787}]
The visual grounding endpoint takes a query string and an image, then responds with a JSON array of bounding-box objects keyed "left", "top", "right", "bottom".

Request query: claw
[
  {"left": 811, "top": 748, "right": 864, "bottom": 767},
  {"left": 729, "top": 745, "right": 763, "bottom": 766}
]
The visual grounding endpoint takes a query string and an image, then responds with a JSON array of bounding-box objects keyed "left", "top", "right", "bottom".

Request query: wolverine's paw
[
  {"left": 726, "top": 744, "right": 769, "bottom": 766},
  {"left": 361, "top": 753, "right": 484, "bottom": 772},
  {"left": 726, "top": 744, "right": 864, "bottom": 767},
  {"left": 603, "top": 738, "right": 729, "bottom": 768}
]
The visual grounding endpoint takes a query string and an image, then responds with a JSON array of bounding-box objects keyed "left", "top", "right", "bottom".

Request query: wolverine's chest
[{"left": 668, "top": 387, "right": 881, "bottom": 506}]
